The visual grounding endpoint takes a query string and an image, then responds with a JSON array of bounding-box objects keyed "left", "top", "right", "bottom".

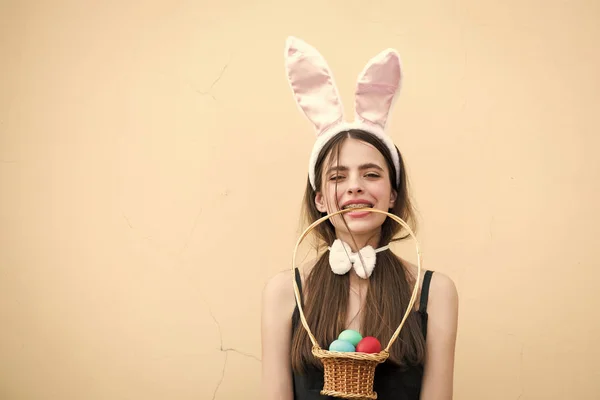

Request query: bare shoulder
[
  {"left": 262, "top": 270, "right": 296, "bottom": 312},
  {"left": 429, "top": 271, "right": 459, "bottom": 308},
  {"left": 262, "top": 258, "right": 315, "bottom": 315},
  {"left": 261, "top": 270, "right": 298, "bottom": 399},
  {"left": 406, "top": 267, "right": 458, "bottom": 398},
  {"left": 401, "top": 260, "right": 458, "bottom": 313},
  {"left": 426, "top": 271, "right": 459, "bottom": 335}
]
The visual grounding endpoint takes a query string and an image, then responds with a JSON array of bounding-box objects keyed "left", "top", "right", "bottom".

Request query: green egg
[{"left": 338, "top": 329, "right": 363, "bottom": 346}]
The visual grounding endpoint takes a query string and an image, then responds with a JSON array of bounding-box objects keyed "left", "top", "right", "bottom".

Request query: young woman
[{"left": 261, "top": 37, "right": 459, "bottom": 400}]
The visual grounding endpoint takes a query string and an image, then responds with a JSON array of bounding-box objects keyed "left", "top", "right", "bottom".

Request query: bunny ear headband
[{"left": 284, "top": 36, "right": 403, "bottom": 190}]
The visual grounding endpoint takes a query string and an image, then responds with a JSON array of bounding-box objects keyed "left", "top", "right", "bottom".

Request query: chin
[{"left": 340, "top": 214, "right": 387, "bottom": 235}]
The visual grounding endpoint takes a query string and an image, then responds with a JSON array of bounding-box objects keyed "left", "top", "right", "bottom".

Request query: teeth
[{"left": 343, "top": 203, "right": 372, "bottom": 209}]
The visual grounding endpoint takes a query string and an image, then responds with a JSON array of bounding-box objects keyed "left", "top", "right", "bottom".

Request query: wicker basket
[{"left": 292, "top": 208, "right": 422, "bottom": 400}]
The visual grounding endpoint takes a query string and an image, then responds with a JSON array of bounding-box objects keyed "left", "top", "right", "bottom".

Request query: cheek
[
  {"left": 371, "top": 185, "right": 392, "bottom": 206},
  {"left": 321, "top": 189, "right": 341, "bottom": 210},
  {"left": 324, "top": 185, "right": 345, "bottom": 207}
]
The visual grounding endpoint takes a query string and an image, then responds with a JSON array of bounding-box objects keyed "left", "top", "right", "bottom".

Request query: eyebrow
[{"left": 325, "top": 163, "right": 384, "bottom": 175}]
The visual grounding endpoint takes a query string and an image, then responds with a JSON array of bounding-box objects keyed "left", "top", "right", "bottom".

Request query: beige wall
[{"left": 1, "top": 0, "right": 599, "bottom": 399}]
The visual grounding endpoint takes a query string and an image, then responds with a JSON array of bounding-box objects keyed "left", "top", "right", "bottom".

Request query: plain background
[{"left": 1, "top": 0, "right": 599, "bottom": 399}]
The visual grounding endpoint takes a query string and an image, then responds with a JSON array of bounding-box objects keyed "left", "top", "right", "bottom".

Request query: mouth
[{"left": 341, "top": 202, "right": 374, "bottom": 210}]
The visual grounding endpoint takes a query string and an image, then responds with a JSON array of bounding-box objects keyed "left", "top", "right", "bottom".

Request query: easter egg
[
  {"left": 338, "top": 329, "right": 363, "bottom": 346},
  {"left": 328, "top": 339, "right": 356, "bottom": 352},
  {"left": 356, "top": 336, "right": 382, "bottom": 354}
]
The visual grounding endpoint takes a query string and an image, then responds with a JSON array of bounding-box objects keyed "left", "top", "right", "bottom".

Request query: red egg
[{"left": 356, "top": 336, "right": 382, "bottom": 353}]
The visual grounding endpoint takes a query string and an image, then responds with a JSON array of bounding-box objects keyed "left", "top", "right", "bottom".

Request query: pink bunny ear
[
  {"left": 284, "top": 37, "right": 344, "bottom": 136},
  {"left": 355, "top": 49, "right": 402, "bottom": 129}
]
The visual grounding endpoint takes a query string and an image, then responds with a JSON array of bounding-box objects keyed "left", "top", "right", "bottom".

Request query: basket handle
[{"left": 292, "top": 208, "right": 422, "bottom": 353}]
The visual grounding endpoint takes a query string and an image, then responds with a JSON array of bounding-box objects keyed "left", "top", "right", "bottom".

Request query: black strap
[
  {"left": 419, "top": 270, "right": 434, "bottom": 314},
  {"left": 294, "top": 268, "right": 304, "bottom": 307}
]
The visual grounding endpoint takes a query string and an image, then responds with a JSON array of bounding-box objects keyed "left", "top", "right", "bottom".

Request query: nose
[{"left": 347, "top": 175, "right": 364, "bottom": 194}]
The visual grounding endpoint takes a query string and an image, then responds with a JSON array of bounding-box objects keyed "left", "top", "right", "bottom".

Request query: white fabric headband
[{"left": 283, "top": 36, "right": 403, "bottom": 190}]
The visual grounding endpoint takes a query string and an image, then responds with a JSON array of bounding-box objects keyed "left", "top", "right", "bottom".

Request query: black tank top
[{"left": 291, "top": 269, "right": 434, "bottom": 400}]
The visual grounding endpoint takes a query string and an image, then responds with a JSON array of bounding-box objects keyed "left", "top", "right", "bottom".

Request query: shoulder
[
  {"left": 261, "top": 270, "right": 297, "bottom": 343},
  {"left": 418, "top": 272, "right": 458, "bottom": 398},
  {"left": 419, "top": 271, "right": 459, "bottom": 397},
  {"left": 426, "top": 271, "right": 459, "bottom": 337},
  {"left": 428, "top": 271, "right": 459, "bottom": 311},
  {"left": 262, "top": 259, "right": 317, "bottom": 315},
  {"left": 403, "top": 259, "right": 457, "bottom": 302},
  {"left": 262, "top": 270, "right": 295, "bottom": 309},
  {"left": 261, "top": 270, "right": 297, "bottom": 398},
  {"left": 401, "top": 259, "right": 458, "bottom": 315}
]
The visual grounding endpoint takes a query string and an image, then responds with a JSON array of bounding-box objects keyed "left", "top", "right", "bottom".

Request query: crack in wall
[
  {"left": 178, "top": 207, "right": 202, "bottom": 256},
  {"left": 222, "top": 347, "right": 261, "bottom": 362},
  {"left": 212, "top": 351, "right": 228, "bottom": 400},
  {"left": 122, "top": 205, "right": 203, "bottom": 261},
  {"left": 207, "top": 301, "right": 261, "bottom": 399},
  {"left": 196, "top": 57, "right": 231, "bottom": 101},
  {"left": 123, "top": 214, "right": 134, "bottom": 229},
  {"left": 208, "top": 303, "right": 261, "bottom": 362},
  {"left": 122, "top": 207, "right": 260, "bottom": 400}
]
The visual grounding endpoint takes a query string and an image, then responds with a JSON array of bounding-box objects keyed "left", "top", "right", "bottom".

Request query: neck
[{"left": 334, "top": 229, "right": 382, "bottom": 252}]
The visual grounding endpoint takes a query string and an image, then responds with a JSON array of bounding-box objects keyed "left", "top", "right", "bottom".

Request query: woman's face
[{"left": 315, "top": 137, "right": 397, "bottom": 244}]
